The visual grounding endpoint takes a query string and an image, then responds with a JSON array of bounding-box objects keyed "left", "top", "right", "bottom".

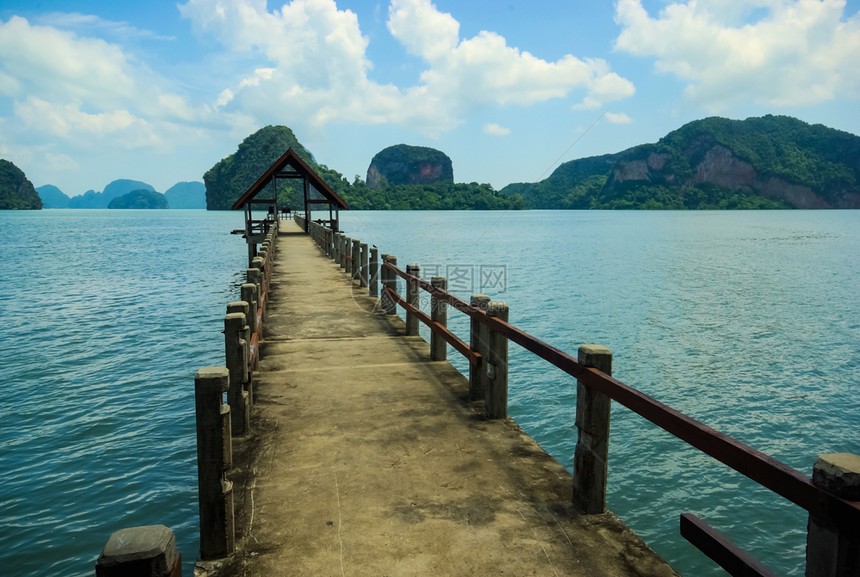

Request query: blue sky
[{"left": 1, "top": 0, "right": 858, "bottom": 195}]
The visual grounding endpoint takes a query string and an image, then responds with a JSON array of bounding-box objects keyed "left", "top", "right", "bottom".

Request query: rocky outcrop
[
  {"left": 0, "top": 159, "right": 42, "bottom": 210},
  {"left": 366, "top": 145, "right": 453, "bottom": 189}
]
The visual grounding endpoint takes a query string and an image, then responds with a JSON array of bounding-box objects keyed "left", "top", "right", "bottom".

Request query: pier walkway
[{"left": 225, "top": 220, "right": 677, "bottom": 577}]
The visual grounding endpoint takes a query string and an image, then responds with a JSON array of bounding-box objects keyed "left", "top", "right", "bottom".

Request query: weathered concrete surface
[{"left": 222, "top": 220, "right": 679, "bottom": 577}]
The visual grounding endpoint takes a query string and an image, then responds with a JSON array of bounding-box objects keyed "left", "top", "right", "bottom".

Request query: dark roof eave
[{"left": 230, "top": 148, "right": 350, "bottom": 211}]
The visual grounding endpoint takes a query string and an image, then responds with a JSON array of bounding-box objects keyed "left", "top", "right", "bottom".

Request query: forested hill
[
  {"left": 0, "top": 159, "right": 41, "bottom": 210},
  {"left": 501, "top": 115, "right": 860, "bottom": 209},
  {"left": 203, "top": 126, "right": 521, "bottom": 210}
]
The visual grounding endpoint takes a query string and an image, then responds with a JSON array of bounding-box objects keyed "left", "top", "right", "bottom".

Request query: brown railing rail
[{"left": 381, "top": 260, "right": 860, "bottom": 527}]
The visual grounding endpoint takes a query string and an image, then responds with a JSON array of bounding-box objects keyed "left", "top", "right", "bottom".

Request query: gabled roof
[{"left": 231, "top": 148, "right": 349, "bottom": 210}]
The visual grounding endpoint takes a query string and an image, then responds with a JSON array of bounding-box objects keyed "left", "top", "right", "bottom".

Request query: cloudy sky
[{"left": 1, "top": 0, "right": 858, "bottom": 196}]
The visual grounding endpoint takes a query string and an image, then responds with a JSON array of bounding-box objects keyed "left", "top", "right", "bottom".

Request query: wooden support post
[
  {"left": 95, "top": 525, "right": 180, "bottom": 577},
  {"left": 194, "top": 367, "right": 235, "bottom": 560},
  {"left": 430, "top": 277, "right": 448, "bottom": 361},
  {"left": 360, "top": 243, "right": 369, "bottom": 288},
  {"left": 806, "top": 453, "right": 860, "bottom": 576},
  {"left": 381, "top": 254, "right": 397, "bottom": 315},
  {"left": 405, "top": 265, "right": 420, "bottom": 336},
  {"left": 338, "top": 234, "right": 346, "bottom": 269},
  {"left": 224, "top": 312, "right": 249, "bottom": 436},
  {"left": 369, "top": 247, "right": 379, "bottom": 297},
  {"left": 352, "top": 239, "right": 361, "bottom": 284},
  {"left": 469, "top": 294, "right": 491, "bottom": 401},
  {"left": 484, "top": 301, "right": 509, "bottom": 419},
  {"left": 573, "top": 344, "right": 613, "bottom": 514}
]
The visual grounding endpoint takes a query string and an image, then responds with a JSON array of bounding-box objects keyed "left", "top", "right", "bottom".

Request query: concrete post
[
  {"left": 360, "top": 243, "right": 369, "bottom": 288},
  {"left": 338, "top": 234, "right": 346, "bottom": 269},
  {"left": 806, "top": 453, "right": 860, "bottom": 576},
  {"left": 241, "top": 283, "right": 258, "bottom": 335},
  {"left": 226, "top": 301, "right": 252, "bottom": 406},
  {"left": 405, "top": 265, "right": 420, "bottom": 336},
  {"left": 369, "top": 247, "right": 379, "bottom": 297},
  {"left": 194, "top": 367, "right": 235, "bottom": 559},
  {"left": 224, "top": 312, "right": 249, "bottom": 436},
  {"left": 251, "top": 257, "right": 266, "bottom": 295},
  {"left": 95, "top": 525, "right": 180, "bottom": 577},
  {"left": 485, "top": 301, "right": 509, "bottom": 419},
  {"left": 430, "top": 277, "right": 448, "bottom": 361},
  {"left": 381, "top": 255, "right": 397, "bottom": 315},
  {"left": 573, "top": 344, "right": 612, "bottom": 514},
  {"left": 344, "top": 237, "right": 353, "bottom": 275},
  {"left": 352, "top": 239, "right": 361, "bottom": 284},
  {"left": 469, "top": 295, "right": 492, "bottom": 401}
]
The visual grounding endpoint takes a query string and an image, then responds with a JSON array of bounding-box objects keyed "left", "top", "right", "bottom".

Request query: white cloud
[
  {"left": 614, "top": 0, "right": 860, "bottom": 111},
  {"left": 177, "top": 0, "right": 635, "bottom": 136},
  {"left": 484, "top": 123, "right": 511, "bottom": 136},
  {"left": 604, "top": 112, "right": 632, "bottom": 124}
]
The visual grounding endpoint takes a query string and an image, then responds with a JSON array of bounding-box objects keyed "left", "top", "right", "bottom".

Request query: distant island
[
  {"left": 108, "top": 189, "right": 169, "bottom": 209},
  {"left": 202, "top": 116, "right": 859, "bottom": 211},
  {"left": 501, "top": 115, "right": 860, "bottom": 209},
  {"left": 30, "top": 180, "right": 205, "bottom": 209}
]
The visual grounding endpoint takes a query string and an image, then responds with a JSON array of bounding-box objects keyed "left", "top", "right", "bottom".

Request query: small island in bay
[{"left": 108, "top": 189, "right": 169, "bottom": 209}]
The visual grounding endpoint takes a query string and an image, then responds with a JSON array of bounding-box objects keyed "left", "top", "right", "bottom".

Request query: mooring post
[
  {"left": 485, "top": 301, "right": 509, "bottom": 418},
  {"left": 369, "top": 247, "right": 379, "bottom": 297},
  {"left": 405, "top": 265, "right": 420, "bottom": 336},
  {"left": 352, "top": 239, "right": 361, "bottom": 284},
  {"left": 805, "top": 453, "right": 860, "bottom": 576},
  {"left": 430, "top": 277, "right": 448, "bottom": 361},
  {"left": 360, "top": 243, "right": 369, "bottom": 288},
  {"left": 469, "top": 294, "right": 492, "bottom": 401},
  {"left": 573, "top": 344, "right": 613, "bottom": 514},
  {"left": 95, "top": 525, "right": 180, "bottom": 577},
  {"left": 224, "top": 312, "right": 249, "bottom": 436},
  {"left": 194, "top": 367, "right": 235, "bottom": 560},
  {"left": 382, "top": 254, "right": 397, "bottom": 315}
]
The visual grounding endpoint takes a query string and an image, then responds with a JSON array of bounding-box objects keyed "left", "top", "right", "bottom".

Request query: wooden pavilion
[{"left": 231, "top": 148, "right": 349, "bottom": 262}]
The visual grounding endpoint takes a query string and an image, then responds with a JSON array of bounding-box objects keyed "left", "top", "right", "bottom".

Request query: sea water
[{"left": 0, "top": 209, "right": 857, "bottom": 576}]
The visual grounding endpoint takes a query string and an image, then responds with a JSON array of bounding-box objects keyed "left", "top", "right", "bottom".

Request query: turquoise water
[
  {"left": 0, "top": 210, "right": 247, "bottom": 577},
  {"left": 337, "top": 210, "right": 860, "bottom": 577},
  {"left": 0, "top": 209, "right": 857, "bottom": 576}
]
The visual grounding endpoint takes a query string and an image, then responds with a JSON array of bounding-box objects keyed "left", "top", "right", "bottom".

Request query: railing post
[
  {"left": 241, "top": 282, "right": 258, "bottom": 336},
  {"left": 352, "top": 239, "right": 361, "bottom": 284},
  {"left": 469, "top": 294, "right": 491, "bottom": 401},
  {"left": 224, "top": 312, "right": 249, "bottom": 436},
  {"left": 805, "top": 453, "right": 860, "bottom": 576},
  {"left": 572, "top": 344, "right": 612, "bottom": 514},
  {"left": 226, "top": 301, "right": 252, "bottom": 406},
  {"left": 484, "top": 301, "right": 508, "bottom": 418},
  {"left": 338, "top": 234, "right": 346, "bottom": 269},
  {"left": 344, "top": 236, "right": 353, "bottom": 275},
  {"left": 369, "top": 247, "right": 379, "bottom": 297},
  {"left": 405, "top": 265, "right": 420, "bottom": 336},
  {"left": 381, "top": 255, "right": 398, "bottom": 315},
  {"left": 430, "top": 277, "right": 448, "bottom": 361},
  {"left": 359, "top": 243, "right": 369, "bottom": 288},
  {"left": 194, "top": 367, "right": 235, "bottom": 560},
  {"left": 95, "top": 525, "right": 180, "bottom": 577}
]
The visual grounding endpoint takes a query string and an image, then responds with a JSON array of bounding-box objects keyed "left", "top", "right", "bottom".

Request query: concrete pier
[{"left": 220, "top": 220, "right": 678, "bottom": 577}]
